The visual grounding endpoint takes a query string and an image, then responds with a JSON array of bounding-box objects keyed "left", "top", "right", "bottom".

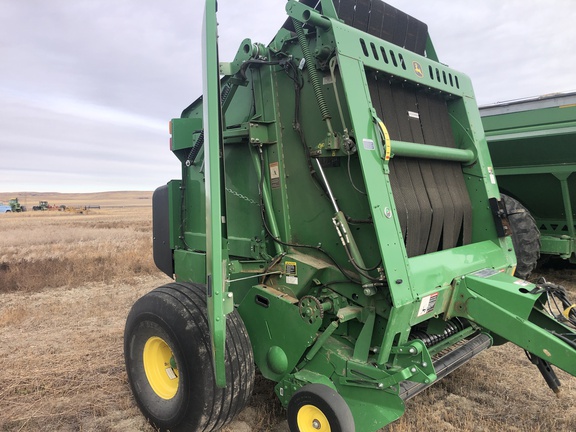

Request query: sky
[{"left": 1, "top": 0, "right": 575, "bottom": 193}]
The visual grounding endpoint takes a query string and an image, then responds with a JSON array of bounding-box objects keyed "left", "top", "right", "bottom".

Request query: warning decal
[
  {"left": 417, "top": 292, "right": 439, "bottom": 317},
  {"left": 270, "top": 162, "right": 280, "bottom": 189},
  {"left": 285, "top": 261, "right": 298, "bottom": 285}
]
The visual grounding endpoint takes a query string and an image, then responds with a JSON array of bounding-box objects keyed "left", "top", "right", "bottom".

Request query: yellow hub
[
  {"left": 297, "top": 404, "right": 331, "bottom": 432},
  {"left": 143, "top": 336, "right": 179, "bottom": 399}
]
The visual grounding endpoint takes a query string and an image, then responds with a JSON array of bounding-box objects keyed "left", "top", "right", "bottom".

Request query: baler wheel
[
  {"left": 124, "top": 282, "right": 254, "bottom": 432},
  {"left": 287, "top": 384, "right": 355, "bottom": 432},
  {"left": 501, "top": 194, "right": 540, "bottom": 279}
]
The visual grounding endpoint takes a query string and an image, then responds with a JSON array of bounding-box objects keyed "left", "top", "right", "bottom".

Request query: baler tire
[
  {"left": 287, "top": 384, "right": 355, "bottom": 432},
  {"left": 124, "top": 282, "right": 254, "bottom": 432},
  {"left": 501, "top": 193, "right": 540, "bottom": 279}
]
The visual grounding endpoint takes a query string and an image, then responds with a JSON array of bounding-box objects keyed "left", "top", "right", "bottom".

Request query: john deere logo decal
[{"left": 413, "top": 61, "right": 424, "bottom": 78}]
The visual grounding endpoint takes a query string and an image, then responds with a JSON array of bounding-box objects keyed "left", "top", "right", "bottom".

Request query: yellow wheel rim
[
  {"left": 297, "top": 404, "right": 331, "bottom": 432},
  {"left": 143, "top": 336, "right": 179, "bottom": 399}
]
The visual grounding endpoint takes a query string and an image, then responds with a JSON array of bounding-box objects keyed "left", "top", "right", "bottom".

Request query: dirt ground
[{"left": 1, "top": 200, "right": 576, "bottom": 431}]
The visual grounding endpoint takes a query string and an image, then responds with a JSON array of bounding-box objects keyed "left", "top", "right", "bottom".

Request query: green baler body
[
  {"left": 152, "top": 1, "right": 576, "bottom": 430},
  {"left": 481, "top": 93, "right": 576, "bottom": 261}
]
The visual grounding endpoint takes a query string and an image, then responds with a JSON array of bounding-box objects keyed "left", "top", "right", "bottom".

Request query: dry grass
[
  {"left": 0, "top": 208, "right": 158, "bottom": 292},
  {"left": 1, "top": 192, "right": 576, "bottom": 431},
  {"left": 0, "top": 200, "right": 165, "bottom": 431},
  {"left": 0, "top": 276, "right": 165, "bottom": 431}
]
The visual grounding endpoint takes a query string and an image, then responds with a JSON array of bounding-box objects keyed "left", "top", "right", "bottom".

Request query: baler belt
[
  {"left": 332, "top": 0, "right": 428, "bottom": 56},
  {"left": 367, "top": 76, "right": 472, "bottom": 257},
  {"left": 283, "top": 1, "right": 428, "bottom": 56},
  {"left": 418, "top": 94, "right": 473, "bottom": 248}
]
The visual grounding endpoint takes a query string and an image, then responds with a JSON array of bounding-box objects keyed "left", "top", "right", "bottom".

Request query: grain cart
[
  {"left": 481, "top": 92, "right": 576, "bottom": 276},
  {"left": 124, "top": 1, "right": 576, "bottom": 431}
]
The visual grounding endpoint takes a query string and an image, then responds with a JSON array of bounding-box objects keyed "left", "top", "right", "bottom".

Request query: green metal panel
[{"left": 237, "top": 285, "right": 321, "bottom": 381}]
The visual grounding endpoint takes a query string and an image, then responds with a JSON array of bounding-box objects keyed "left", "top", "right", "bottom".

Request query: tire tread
[{"left": 501, "top": 194, "right": 540, "bottom": 279}]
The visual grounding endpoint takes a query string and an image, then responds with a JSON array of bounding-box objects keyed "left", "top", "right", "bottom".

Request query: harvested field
[
  {"left": 0, "top": 191, "right": 152, "bottom": 210},
  {"left": 1, "top": 192, "right": 575, "bottom": 431}
]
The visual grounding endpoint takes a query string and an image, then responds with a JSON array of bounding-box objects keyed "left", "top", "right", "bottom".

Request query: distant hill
[{"left": 0, "top": 191, "right": 153, "bottom": 208}]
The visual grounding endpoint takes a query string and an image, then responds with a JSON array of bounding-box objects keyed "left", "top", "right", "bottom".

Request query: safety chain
[{"left": 225, "top": 187, "right": 259, "bottom": 205}]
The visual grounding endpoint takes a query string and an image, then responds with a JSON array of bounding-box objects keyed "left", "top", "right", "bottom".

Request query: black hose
[{"left": 239, "top": 59, "right": 281, "bottom": 80}]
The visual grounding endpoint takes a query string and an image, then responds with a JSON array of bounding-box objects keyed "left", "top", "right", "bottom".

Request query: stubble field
[{"left": 1, "top": 191, "right": 575, "bottom": 431}]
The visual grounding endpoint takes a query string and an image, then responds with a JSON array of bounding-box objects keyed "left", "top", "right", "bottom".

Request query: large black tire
[
  {"left": 501, "top": 194, "right": 540, "bottom": 279},
  {"left": 287, "top": 384, "right": 355, "bottom": 432},
  {"left": 124, "top": 282, "right": 254, "bottom": 432}
]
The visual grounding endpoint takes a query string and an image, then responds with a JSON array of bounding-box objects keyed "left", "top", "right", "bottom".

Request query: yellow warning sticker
[{"left": 285, "top": 261, "right": 297, "bottom": 276}]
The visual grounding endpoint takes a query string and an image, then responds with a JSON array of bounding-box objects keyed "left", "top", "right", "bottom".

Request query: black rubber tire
[
  {"left": 124, "top": 282, "right": 254, "bottom": 432},
  {"left": 501, "top": 194, "right": 540, "bottom": 279},
  {"left": 287, "top": 384, "right": 355, "bottom": 432}
]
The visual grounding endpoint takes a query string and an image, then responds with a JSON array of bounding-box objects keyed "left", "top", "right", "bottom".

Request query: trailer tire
[
  {"left": 287, "top": 384, "right": 355, "bottom": 432},
  {"left": 124, "top": 282, "right": 254, "bottom": 432},
  {"left": 501, "top": 194, "right": 540, "bottom": 279}
]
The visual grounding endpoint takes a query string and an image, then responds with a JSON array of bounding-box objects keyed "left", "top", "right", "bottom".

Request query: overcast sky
[{"left": 1, "top": 0, "right": 574, "bottom": 193}]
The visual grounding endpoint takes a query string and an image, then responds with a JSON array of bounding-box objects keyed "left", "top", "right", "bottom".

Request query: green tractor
[
  {"left": 33, "top": 201, "right": 49, "bottom": 211},
  {"left": 9, "top": 198, "right": 24, "bottom": 212},
  {"left": 124, "top": 1, "right": 576, "bottom": 431}
]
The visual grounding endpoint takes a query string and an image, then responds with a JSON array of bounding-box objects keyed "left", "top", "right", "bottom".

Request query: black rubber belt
[{"left": 371, "top": 79, "right": 473, "bottom": 256}]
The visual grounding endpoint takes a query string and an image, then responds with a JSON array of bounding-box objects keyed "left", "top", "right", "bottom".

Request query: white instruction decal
[
  {"left": 487, "top": 167, "right": 496, "bottom": 184},
  {"left": 363, "top": 138, "right": 375, "bottom": 150}
]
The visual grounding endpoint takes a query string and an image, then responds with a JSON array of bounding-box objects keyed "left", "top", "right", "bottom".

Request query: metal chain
[{"left": 225, "top": 187, "right": 259, "bottom": 205}]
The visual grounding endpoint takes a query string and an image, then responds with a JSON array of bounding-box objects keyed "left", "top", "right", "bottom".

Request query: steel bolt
[
  {"left": 410, "top": 367, "right": 417, "bottom": 373},
  {"left": 408, "top": 347, "right": 416, "bottom": 354},
  {"left": 422, "top": 362, "right": 428, "bottom": 368}
]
